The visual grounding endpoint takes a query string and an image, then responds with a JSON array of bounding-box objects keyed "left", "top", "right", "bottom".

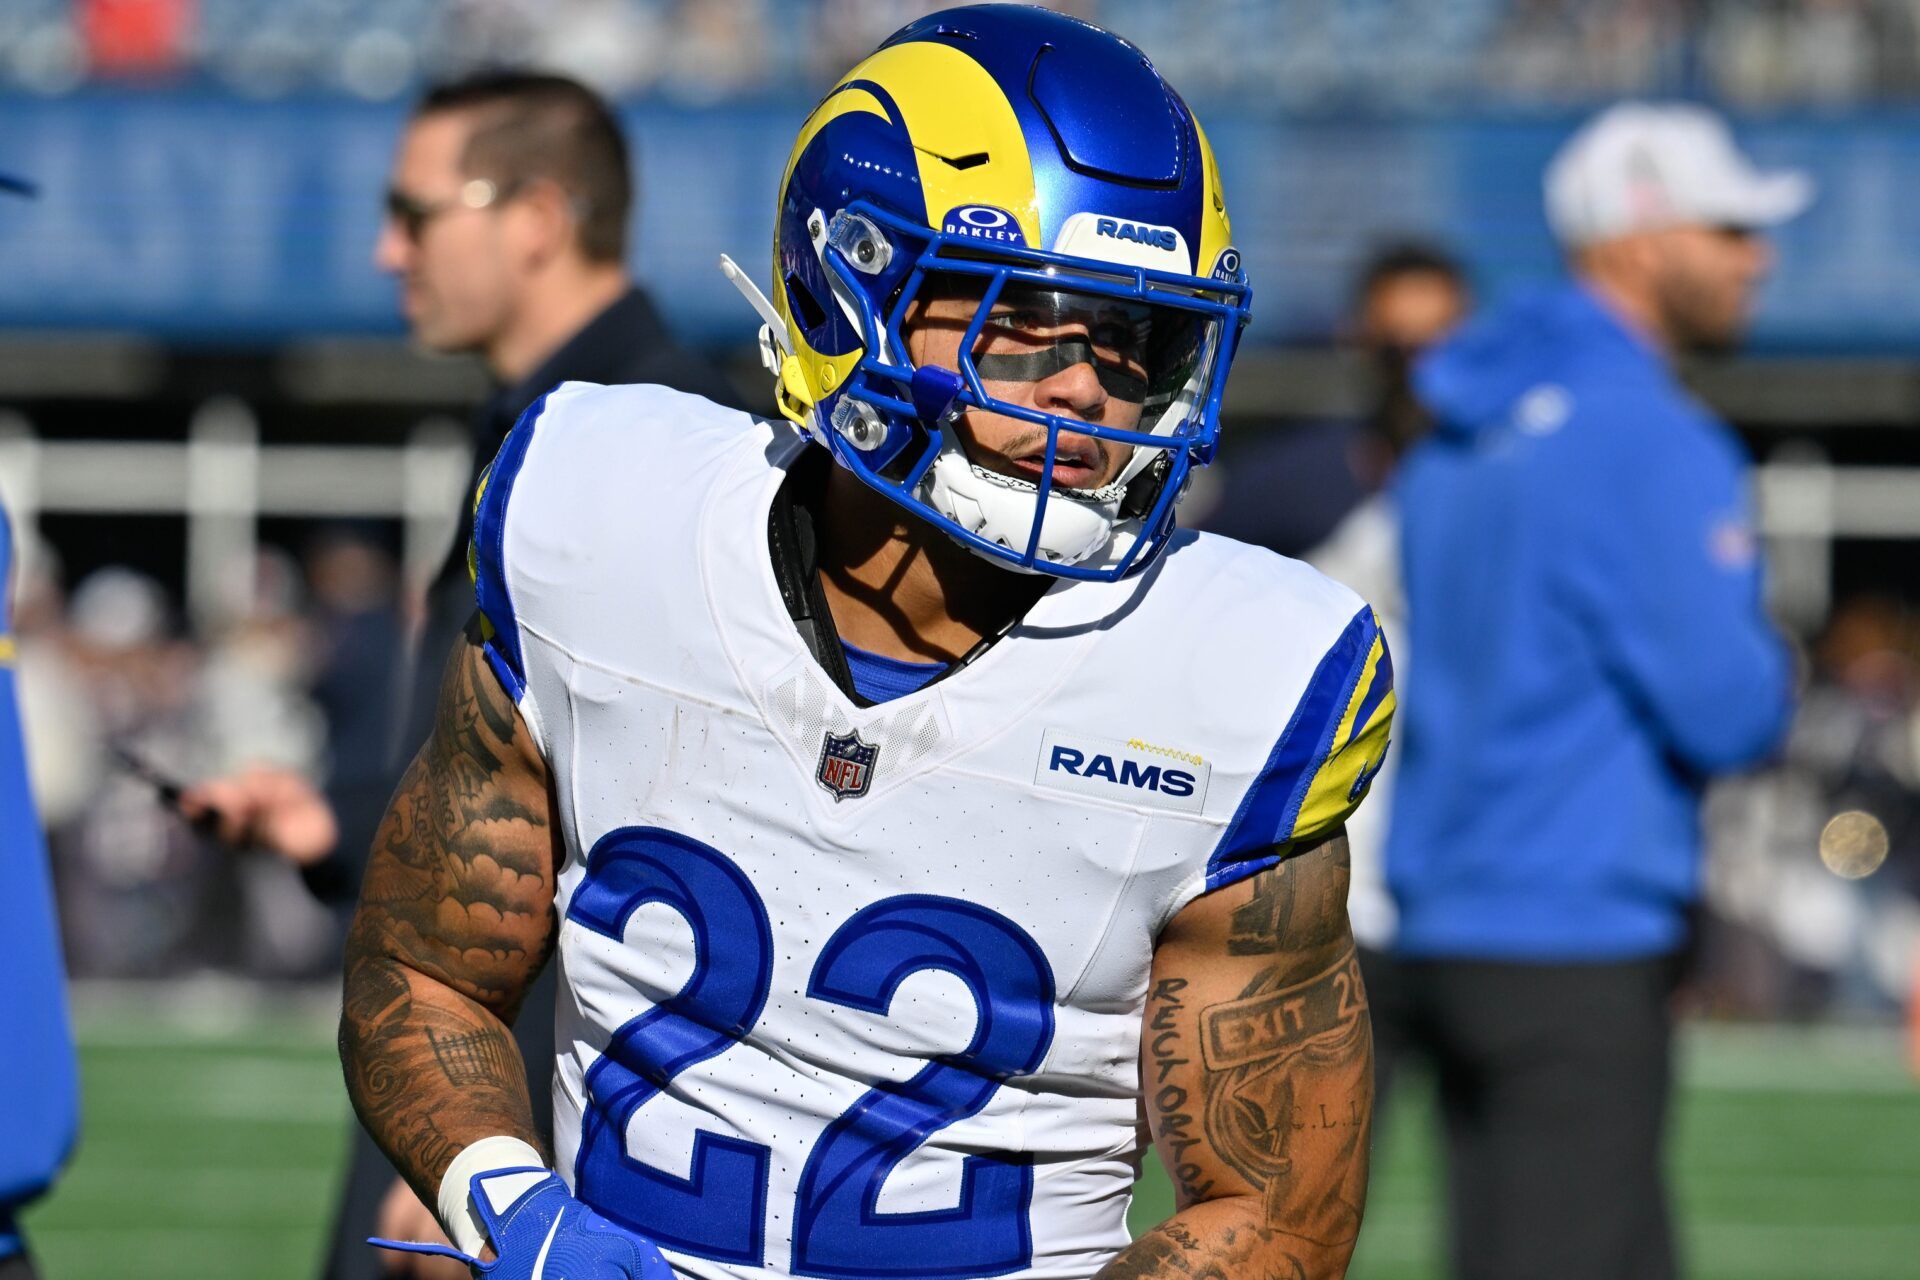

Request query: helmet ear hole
[{"left": 784, "top": 271, "right": 829, "bottom": 333}]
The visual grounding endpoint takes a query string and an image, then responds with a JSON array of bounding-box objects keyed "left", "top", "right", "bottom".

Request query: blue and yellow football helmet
[{"left": 725, "top": 3, "right": 1251, "bottom": 581}]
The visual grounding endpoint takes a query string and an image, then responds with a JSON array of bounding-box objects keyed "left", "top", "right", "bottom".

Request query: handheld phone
[{"left": 111, "top": 743, "right": 191, "bottom": 806}]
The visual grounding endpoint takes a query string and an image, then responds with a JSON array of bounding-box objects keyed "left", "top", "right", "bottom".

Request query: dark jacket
[
  {"left": 1387, "top": 284, "right": 1792, "bottom": 961},
  {"left": 308, "top": 285, "right": 741, "bottom": 905},
  {"left": 404, "top": 286, "right": 742, "bottom": 758}
]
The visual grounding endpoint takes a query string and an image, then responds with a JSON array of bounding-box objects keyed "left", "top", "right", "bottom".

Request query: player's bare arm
[
  {"left": 1100, "top": 832, "right": 1371, "bottom": 1280},
  {"left": 339, "top": 628, "right": 561, "bottom": 1205}
]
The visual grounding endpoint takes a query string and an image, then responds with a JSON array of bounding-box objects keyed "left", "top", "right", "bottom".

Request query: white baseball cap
[{"left": 1544, "top": 102, "right": 1812, "bottom": 248}]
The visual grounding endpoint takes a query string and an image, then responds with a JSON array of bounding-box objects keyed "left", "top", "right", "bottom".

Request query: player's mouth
[{"left": 1009, "top": 436, "right": 1106, "bottom": 490}]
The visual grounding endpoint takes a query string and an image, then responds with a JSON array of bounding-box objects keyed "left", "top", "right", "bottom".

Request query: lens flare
[{"left": 1818, "top": 810, "right": 1889, "bottom": 880}]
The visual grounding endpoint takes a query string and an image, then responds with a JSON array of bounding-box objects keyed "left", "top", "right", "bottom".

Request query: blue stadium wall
[{"left": 1, "top": 93, "right": 1917, "bottom": 353}]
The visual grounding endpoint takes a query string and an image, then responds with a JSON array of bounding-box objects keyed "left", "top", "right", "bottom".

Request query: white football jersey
[{"left": 470, "top": 382, "right": 1393, "bottom": 1280}]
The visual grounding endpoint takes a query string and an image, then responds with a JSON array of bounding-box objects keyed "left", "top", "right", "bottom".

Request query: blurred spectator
[
  {"left": 1296, "top": 242, "right": 1469, "bottom": 1109},
  {"left": 199, "top": 546, "right": 325, "bottom": 775},
  {"left": 1203, "top": 242, "right": 1470, "bottom": 558},
  {"left": 0, "top": 161, "right": 78, "bottom": 1277},
  {"left": 1701, "top": 595, "right": 1920, "bottom": 1015},
  {"left": 53, "top": 567, "right": 207, "bottom": 976},
  {"left": 658, "top": 0, "right": 769, "bottom": 103},
  {"left": 1202, "top": 239, "right": 1470, "bottom": 965},
  {"left": 169, "top": 532, "right": 399, "bottom": 895},
  {"left": 1387, "top": 103, "right": 1806, "bottom": 1280},
  {"left": 299, "top": 527, "right": 406, "bottom": 914},
  {"left": 12, "top": 540, "right": 101, "bottom": 831},
  {"left": 31, "top": 553, "right": 341, "bottom": 984},
  {"left": 200, "top": 548, "right": 340, "bottom": 977},
  {"left": 1799, "top": 596, "right": 1920, "bottom": 901},
  {"left": 536, "top": 0, "right": 667, "bottom": 97}
]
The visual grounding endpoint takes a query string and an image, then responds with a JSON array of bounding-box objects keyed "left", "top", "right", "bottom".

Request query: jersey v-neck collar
[
  {"left": 761, "top": 444, "right": 1043, "bottom": 709},
  {"left": 699, "top": 422, "right": 1122, "bottom": 801}
]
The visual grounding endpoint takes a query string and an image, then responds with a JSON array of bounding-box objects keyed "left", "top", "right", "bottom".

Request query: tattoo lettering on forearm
[
  {"left": 1200, "top": 948, "right": 1369, "bottom": 1241},
  {"left": 1146, "top": 977, "right": 1214, "bottom": 1203},
  {"left": 1159, "top": 1222, "right": 1203, "bottom": 1253},
  {"left": 1096, "top": 1222, "right": 1308, "bottom": 1280},
  {"left": 1111, "top": 841, "right": 1366, "bottom": 1280},
  {"left": 1201, "top": 951, "right": 1368, "bottom": 1074},
  {"left": 399, "top": 1112, "right": 463, "bottom": 1179}
]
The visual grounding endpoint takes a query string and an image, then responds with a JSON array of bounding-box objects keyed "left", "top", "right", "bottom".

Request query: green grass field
[{"left": 21, "top": 987, "right": 1920, "bottom": 1279}]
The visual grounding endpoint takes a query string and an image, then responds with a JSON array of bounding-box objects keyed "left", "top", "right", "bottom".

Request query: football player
[{"left": 342, "top": 7, "right": 1393, "bottom": 1280}]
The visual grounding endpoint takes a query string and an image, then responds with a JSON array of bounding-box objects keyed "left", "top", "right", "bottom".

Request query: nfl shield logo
[{"left": 816, "top": 729, "right": 879, "bottom": 802}]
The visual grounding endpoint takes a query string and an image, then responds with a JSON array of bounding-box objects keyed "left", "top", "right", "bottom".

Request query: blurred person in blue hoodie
[
  {"left": 0, "top": 170, "right": 80, "bottom": 1280},
  {"left": 1390, "top": 103, "right": 1806, "bottom": 1280}
]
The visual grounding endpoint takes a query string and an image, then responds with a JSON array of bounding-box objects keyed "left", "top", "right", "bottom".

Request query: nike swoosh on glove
[{"left": 372, "top": 1167, "right": 675, "bottom": 1280}]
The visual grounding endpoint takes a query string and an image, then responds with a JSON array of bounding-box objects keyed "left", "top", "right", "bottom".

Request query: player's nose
[{"left": 1034, "top": 355, "right": 1107, "bottom": 422}]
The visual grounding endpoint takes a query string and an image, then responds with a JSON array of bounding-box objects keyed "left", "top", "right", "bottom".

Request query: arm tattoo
[
  {"left": 339, "top": 635, "right": 558, "bottom": 1198},
  {"left": 1199, "top": 948, "right": 1369, "bottom": 1235},
  {"left": 1226, "top": 847, "right": 1346, "bottom": 957},
  {"left": 1204, "top": 846, "right": 1370, "bottom": 1249},
  {"left": 1146, "top": 978, "right": 1214, "bottom": 1203},
  {"left": 1107, "top": 836, "right": 1371, "bottom": 1280},
  {"left": 427, "top": 1025, "right": 520, "bottom": 1088},
  {"left": 1099, "top": 1222, "right": 1308, "bottom": 1280}
]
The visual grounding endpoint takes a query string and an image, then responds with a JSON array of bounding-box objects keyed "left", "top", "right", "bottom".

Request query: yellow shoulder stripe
[{"left": 1291, "top": 624, "right": 1395, "bottom": 843}]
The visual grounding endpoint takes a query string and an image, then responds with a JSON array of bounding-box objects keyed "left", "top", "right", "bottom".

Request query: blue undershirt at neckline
[{"left": 840, "top": 639, "right": 949, "bottom": 703}]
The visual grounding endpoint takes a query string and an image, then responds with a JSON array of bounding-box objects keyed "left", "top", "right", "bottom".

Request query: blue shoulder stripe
[
  {"left": 1207, "top": 606, "right": 1380, "bottom": 890},
  {"left": 471, "top": 392, "right": 551, "bottom": 701}
]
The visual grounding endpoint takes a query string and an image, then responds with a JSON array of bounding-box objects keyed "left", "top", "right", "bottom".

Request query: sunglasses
[{"left": 383, "top": 177, "right": 520, "bottom": 242}]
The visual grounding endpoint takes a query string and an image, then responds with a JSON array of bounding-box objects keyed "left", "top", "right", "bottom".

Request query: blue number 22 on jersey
[{"left": 565, "top": 827, "right": 1057, "bottom": 1280}]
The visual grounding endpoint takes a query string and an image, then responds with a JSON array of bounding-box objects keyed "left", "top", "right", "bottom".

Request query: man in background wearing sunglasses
[
  {"left": 1387, "top": 103, "right": 1806, "bottom": 1279},
  {"left": 351, "top": 68, "right": 739, "bottom": 1280}
]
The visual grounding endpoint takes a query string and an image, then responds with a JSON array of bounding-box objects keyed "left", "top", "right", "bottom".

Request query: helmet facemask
[{"left": 809, "top": 201, "right": 1249, "bottom": 581}]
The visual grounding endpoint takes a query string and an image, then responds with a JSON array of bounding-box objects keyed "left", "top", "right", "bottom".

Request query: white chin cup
[{"left": 920, "top": 432, "right": 1142, "bottom": 571}]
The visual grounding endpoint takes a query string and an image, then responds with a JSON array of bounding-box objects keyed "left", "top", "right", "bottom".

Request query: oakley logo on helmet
[
  {"left": 941, "top": 205, "right": 1027, "bottom": 245},
  {"left": 1211, "top": 248, "right": 1243, "bottom": 282},
  {"left": 1094, "top": 218, "right": 1178, "bottom": 252},
  {"left": 759, "top": 5, "right": 1249, "bottom": 582}
]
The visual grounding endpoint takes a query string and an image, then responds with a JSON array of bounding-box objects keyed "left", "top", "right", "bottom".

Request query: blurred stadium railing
[
  {"left": 0, "top": 404, "right": 469, "bottom": 626},
  {"left": 0, "top": 412, "right": 1912, "bottom": 634}
]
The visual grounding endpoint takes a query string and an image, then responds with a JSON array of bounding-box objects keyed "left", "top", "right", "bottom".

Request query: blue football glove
[{"left": 371, "top": 1167, "right": 674, "bottom": 1280}]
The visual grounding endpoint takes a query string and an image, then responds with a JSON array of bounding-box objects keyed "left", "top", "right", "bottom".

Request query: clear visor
[{"left": 913, "top": 274, "right": 1219, "bottom": 437}]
